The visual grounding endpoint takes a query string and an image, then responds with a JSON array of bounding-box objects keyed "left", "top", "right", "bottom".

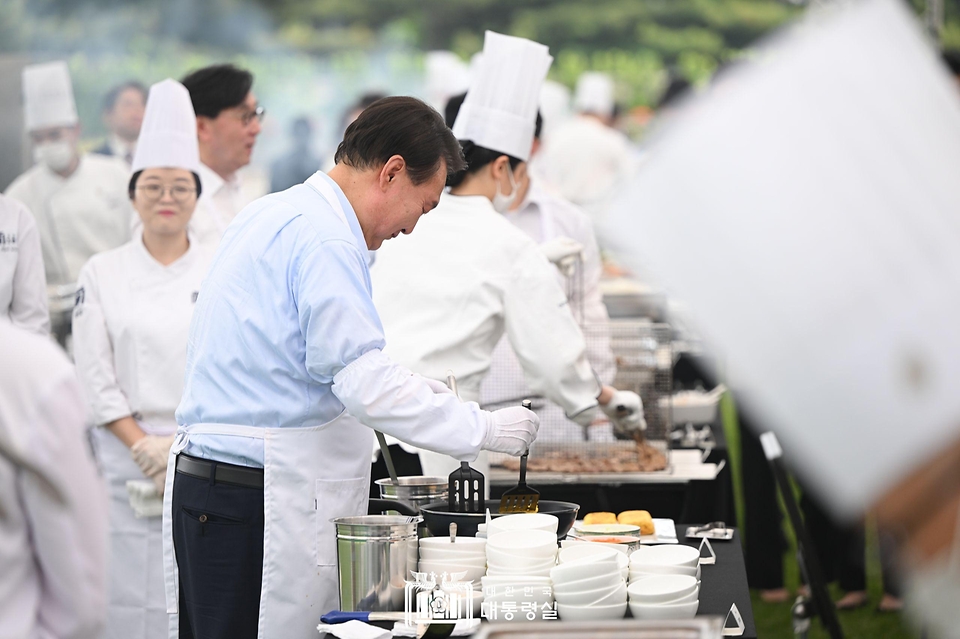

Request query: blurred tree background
[{"left": 1, "top": 0, "right": 958, "bottom": 149}]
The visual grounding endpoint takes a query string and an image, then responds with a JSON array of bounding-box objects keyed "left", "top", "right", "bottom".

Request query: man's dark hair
[
  {"left": 101, "top": 81, "right": 147, "bottom": 114},
  {"left": 334, "top": 96, "right": 465, "bottom": 185},
  {"left": 180, "top": 64, "right": 254, "bottom": 119},
  {"left": 442, "top": 92, "right": 537, "bottom": 188}
]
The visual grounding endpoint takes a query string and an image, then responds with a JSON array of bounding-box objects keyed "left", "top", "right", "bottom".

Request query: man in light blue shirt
[{"left": 164, "top": 97, "right": 541, "bottom": 638}]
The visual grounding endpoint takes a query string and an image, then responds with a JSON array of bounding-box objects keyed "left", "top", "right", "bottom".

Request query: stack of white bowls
[
  {"left": 549, "top": 553, "right": 628, "bottom": 621},
  {"left": 418, "top": 536, "right": 487, "bottom": 586},
  {"left": 487, "top": 513, "right": 558, "bottom": 537},
  {"left": 485, "top": 529, "right": 558, "bottom": 578},
  {"left": 627, "top": 574, "right": 700, "bottom": 620},
  {"left": 480, "top": 575, "right": 553, "bottom": 623},
  {"left": 628, "top": 545, "right": 701, "bottom": 582},
  {"left": 558, "top": 544, "right": 629, "bottom": 581}
]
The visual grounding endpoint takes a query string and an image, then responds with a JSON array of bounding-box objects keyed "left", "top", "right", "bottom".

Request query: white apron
[
  {"left": 162, "top": 173, "right": 375, "bottom": 638},
  {"left": 93, "top": 427, "right": 169, "bottom": 639}
]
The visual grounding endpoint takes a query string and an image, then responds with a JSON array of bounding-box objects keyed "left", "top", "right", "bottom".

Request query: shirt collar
[
  {"left": 198, "top": 162, "right": 240, "bottom": 197},
  {"left": 310, "top": 171, "right": 369, "bottom": 256}
]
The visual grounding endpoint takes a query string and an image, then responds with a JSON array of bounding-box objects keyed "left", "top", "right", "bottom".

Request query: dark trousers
[
  {"left": 368, "top": 444, "right": 424, "bottom": 498},
  {"left": 800, "top": 493, "right": 900, "bottom": 596},
  {"left": 172, "top": 458, "right": 265, "bottom": 639}
]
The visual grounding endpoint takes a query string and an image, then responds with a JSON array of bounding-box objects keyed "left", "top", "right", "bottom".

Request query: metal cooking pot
[
  {"left": 418, "top": 499, "right": 580, "bottom": 538},
  {"left": 333, "top": 513, "right": 421, "bottom": 612},
  {"left": 375, "top": 476, "right": 449, "bottom": 513}
]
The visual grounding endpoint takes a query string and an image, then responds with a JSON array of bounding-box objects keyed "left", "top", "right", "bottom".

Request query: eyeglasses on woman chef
[{"left": 135, "top": 183, "right": 198, "bottom": 203}]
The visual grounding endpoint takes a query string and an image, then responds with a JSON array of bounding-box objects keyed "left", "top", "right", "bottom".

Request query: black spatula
[{"left": 445, "top": 372, "right": 485, "bottom": 513}]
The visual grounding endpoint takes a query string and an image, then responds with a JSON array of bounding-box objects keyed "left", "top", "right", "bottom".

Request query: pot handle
[{"left": 367, "top": 498, "right": 418, "bottom": 517}]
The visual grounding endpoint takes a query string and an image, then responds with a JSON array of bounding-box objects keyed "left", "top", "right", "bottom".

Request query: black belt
[{"left": 175, "top": 454, "right": 264, "bottom": 489}]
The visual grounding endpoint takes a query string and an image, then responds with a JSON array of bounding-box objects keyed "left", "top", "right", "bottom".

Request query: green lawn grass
[{"left": 720, "top": 394, "right": 919, "bottom": 638}]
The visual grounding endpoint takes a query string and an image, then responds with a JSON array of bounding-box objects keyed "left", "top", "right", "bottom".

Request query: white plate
[
  {"left": 573, "top": 523, "right": 641, "bottom": 536},
  {"left": 626, "top": 575, "right": 699, "bottom": 604}
]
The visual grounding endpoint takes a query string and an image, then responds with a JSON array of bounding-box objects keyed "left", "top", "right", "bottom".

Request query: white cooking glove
[
  {"left": 419, "top": 375, "right": 455, "bottom": 395},
  {"left": 600, "top": 390, "right": 647, "bottom": 438},
  {"left": 540, "top": 236, "right": 584, "bottom": 277},
  {"left": 481, "top": 406, "right": 540, "bottom": 456},
  {"left": 131, "top": 434, "right": 175, "bottom": 477}
]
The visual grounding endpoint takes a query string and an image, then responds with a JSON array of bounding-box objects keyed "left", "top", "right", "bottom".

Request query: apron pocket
[{"left": 315, "top": 477, "right": 369, "bottom": 567}]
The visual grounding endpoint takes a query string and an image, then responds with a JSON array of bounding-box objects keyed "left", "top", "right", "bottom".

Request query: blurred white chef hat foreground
[
  {"left": 452, "top": 31, "right": 553, "bottom": 162},
  {"left": 600, "top": 0, "right": 960, "bottom": 632},
  {"left": 539, "top": 80, "right": 572, "bottom": 137},
  {"left": 424, "top": 51, "right": 471, "bottom": 113},
  {"left": 573, "top": 71, "right": 615, "bottom": 118},
  {"left": 131, "top": 79, "right": 201, "bottom": 175},
  {"left": 22, "top": 61, "right": 79, "bottom": 131}
]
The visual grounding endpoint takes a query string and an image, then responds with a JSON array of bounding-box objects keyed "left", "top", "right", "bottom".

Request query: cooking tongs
[{"left": 446, "top": 372, "right": 485, "bottom": 513}]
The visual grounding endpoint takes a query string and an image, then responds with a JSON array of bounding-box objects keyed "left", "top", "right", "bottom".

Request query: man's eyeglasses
[
  {"left": 136, "top": 184, "right": 197, "bottom": 203},
  {"left": 237, "top": 105, "right": 266, "bottom": 127}
]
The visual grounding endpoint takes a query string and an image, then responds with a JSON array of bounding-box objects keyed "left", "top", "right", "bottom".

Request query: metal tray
[{"left": 470, "top": 617, "right": 724, "bottom": 639}]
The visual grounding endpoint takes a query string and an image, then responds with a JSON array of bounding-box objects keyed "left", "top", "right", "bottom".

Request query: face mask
[
  {"left": 491, "top": 166, "right": 520, "bottom": 214},
  {"left": 33, "top": 141, "right": 75, "bottom": 173},
  {"left": 901, "top": 504, "right": 960, "bottom": 637}
]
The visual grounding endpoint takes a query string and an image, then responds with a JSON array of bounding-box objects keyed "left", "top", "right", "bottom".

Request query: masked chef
[
  {"left": 163, "top": 95, "right": 540, "bottom": 638},
  {"left": 5, "top": 62, "right": 132, "bottom": 290},
  {"left": 0, "top": 193, "right": 49, "bottom": 335},
  {"left": 72, "top": 79, "right": 213, "bottom": 639},
  {"left": 371, "top": 31, "right": 644, "bottom": 482}
]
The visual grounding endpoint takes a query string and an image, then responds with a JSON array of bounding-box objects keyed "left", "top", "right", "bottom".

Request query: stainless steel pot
[
  {"left": 334, "top": 514, "right": 421, "bottom": 612},
  {"left": 375, "top": 476, "right": 449, "bottom": 513}
]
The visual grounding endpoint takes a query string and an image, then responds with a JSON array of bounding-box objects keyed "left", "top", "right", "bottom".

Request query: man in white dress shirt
[{"left": 180, "top": 64, "right": 264, "bottom": 247}]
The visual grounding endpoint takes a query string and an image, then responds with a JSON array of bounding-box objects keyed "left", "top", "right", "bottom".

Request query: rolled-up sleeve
[{"left": 296, "top": 239, "right": 387, "bottom": 384}]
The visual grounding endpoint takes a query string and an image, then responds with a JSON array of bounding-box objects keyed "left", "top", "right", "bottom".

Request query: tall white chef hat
[
  {"left": 539, "top": 80, "right": 572, "bottom": 137},
  {"left": 22, "top": 61, "right": 79, "bottom": 132},
  {"left": 131, "top": 79, "right": 201, "bottom": 175},
  {"left": 452, "top": 31, "right": 553, "bottom": 162},
  {"left": 574, "top": 72, "right": 616, "bottom": 118}
]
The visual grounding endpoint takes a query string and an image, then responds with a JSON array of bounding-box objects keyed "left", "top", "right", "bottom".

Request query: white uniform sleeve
[
  {"left": 577, "top": 217, "right": 617, "bottom": 385},
  {"left": 0, "top": 342, "right": 107, "bottom": 639},
  {"left": 504, "top": 244, "right": 600, "bottom": 423},
  {"left": 8, "top": 203, "right": 49, "bottom": 335},
  {"left": 333, "top": 349, "right": 491, "bottom": 461},
  {"left": 72, "top": 262, "right": 132, "bottom": 426}
]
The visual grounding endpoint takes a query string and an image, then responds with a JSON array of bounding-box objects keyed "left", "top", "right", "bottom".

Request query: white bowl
[
  {"left": 486, "top": 529, "right": 558, "bottom": 552},
  {"left": 417, "top": 562, "right": 485, "bottom": 583},
  {"left": 420, "top": 546, "right": 487, "bottom": 559},
  {"left": 651, "top": 590, "right": 699, "bottom": 605},
  {"left": 557, "top": 601, "right": 628, "bottom": 621},
  {"left": 561, "top": 539, "right": 631, "bottom": 555},
  {"left": 629, "top": 545, "right": 700, "bottom": 569},
  {"left": 552, "top": 572, "right": 622, "bottom": 595},
  {"left": 626, "top": 575, "right": 699, "bottom": 604},
  {"left": 487, "top": 513, "right": 559, "bottom": 536},
  {"left": 486, "top": 558, "right": 556, "bottom": 573},
  {"left": 486, "top": 567, "right": 553, "bottom": 578},
  {"left": 486, "top": 544, "right": 556, "bottom": 566},
  {"left": 550, "top": 557, "right": 619, "bottom": 585},
  {"left": 442, "top": 583, "right": 483, "bottom": 617},
  {"left": 481, "top": 575, "right": 552, "bottom": 586},
  {"left": 559, "top": 544, "right": 619, "bottom": 564},
  {"left": 629, "top": 599, "right": 699, "bottom": 620},
  {"left": 554, "top": 580, "right": 627, "bottom": 607},
  {"left": 420, "top": 537, "right": 487, "bottom": 550},
  {"left": 420, "top": 556, "right": 488, "bottom": 570},
  {"left": 630, "top": 564, "right": 700, "bottom": 580}
]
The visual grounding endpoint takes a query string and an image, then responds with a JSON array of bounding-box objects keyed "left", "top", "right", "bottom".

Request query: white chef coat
[
  {"left": 477, "top": 182, "right": 616, "bottom": 442},
  {"left": 0, "top": 321, "right": 107, "bottom": 639},
  {"left": 504, "top": 180, "right": 615, "bottom": 382},
  {"left": 188, "top": 163, "right": 259, "bottom": 248},
  {"left": 372, "top": 192, "right": 600, "bottom": 416},
  {"left": 535, "top": 115, "right": 637, "bottom": 224},
  {"left": 4, "top": 153, "right": 134, "bottom": 286},
  {"left": 71, "top": 232, "right": 212, "bottom": 639},
  {"left": 0, "top": 194, "right": 49, "bottom": 335}
]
